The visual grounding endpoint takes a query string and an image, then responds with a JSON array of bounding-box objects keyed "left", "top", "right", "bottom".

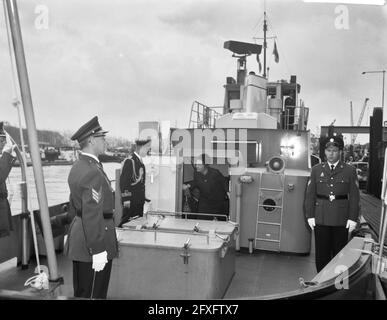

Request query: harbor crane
[{"left": 350, "top": 98, "right": 369, "bottom": 145}]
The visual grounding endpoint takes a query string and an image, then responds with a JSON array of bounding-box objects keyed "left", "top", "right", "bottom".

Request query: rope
[
  {"left": 6, "top": 132, "right": 48, "bottom": 289},
  {"left": 2, "top": 0, "right": 19, "bottom": 208},
  {"left": 2, "top": 3, "right": 48, "bottom": 290},
  {"left": 2, "top": 0, "right": 20, "bottom": 99}
]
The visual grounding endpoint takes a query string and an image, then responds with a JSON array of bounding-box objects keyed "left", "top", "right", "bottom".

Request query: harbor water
[{"left": 7, "top": 162, "right": 121, "bottom": 215}]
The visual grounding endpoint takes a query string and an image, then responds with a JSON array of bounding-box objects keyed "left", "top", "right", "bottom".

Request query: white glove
[
  {"left": 307, "top": 218, "right": 315, "bottom": 230},
  {"left": 2, "top": 133, "right": 16, "bottom": 157},
  {"left": 92, "top": 251, "right": 108, "bottom": 272},
  {"left": 346, "top": 219, "right": 357, "bottom": 233},
  {"left": 123, "top": 200, "right": 131, "bottom": 208},
  {"left": 182, "top": 184, "right": 190, "bottom": 191}
]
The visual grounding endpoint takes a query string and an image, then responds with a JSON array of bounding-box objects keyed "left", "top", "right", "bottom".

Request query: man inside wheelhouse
[{"left": 183, "top": 154, "right": 229, "bottom": 221}]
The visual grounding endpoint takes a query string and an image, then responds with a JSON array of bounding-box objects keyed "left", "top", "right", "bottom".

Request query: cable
[
  {"left": 24, "top": 270, "right": 49, "bottom": 290},
  {"left": 3, "top": 2, "right": 48, "bottom": 288},
  {"left": 2, "top": 0, "right": 21, "bottom": 100},
  {"left": 266, "top": 16, "right": 293, "bottom": 78},
  {"left": 252, "top": 15, "right": 264, "bottom": 39}
]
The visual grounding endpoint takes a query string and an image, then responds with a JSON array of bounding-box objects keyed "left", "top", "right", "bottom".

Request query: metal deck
[
  {"left": 0, "top": 190, "right": 381, "bottom": 299},
  {"left": 0, "top": 249, "right": 316, "bottom": 299}
]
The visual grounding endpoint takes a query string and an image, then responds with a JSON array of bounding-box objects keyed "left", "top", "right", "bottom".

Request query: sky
[{"left": 0, "top": 0, "right": 386, "bottom": 144}]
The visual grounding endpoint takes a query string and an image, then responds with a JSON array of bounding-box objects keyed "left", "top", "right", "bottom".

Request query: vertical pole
[
  {"left": 378, "top": 200, "right": 387, "bottom": 274},
  {"left": 263, "top": 12, "right": 267, "bottom": 79},
  {"left": 235, "top": 182, "right": 242, "bottom": 251},
  {"left": 5, "top": 0, "right": 59, "bottom": 280},
  {"left": 115, "top": 169, "right": 123, "bottom": 227},
  {"left": 15, "top": 102, "right": 30, "bottom": 268},
  {"left": 378, "top": 146, "right": 387, "bottom": 274},
  {"left": 382, "top": 70, "right": 385, "bottom": 110}
]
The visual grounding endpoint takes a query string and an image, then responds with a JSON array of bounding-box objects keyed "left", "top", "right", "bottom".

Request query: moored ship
[{"left": 0, "top": 1, "right": 386, "bottom": 301}]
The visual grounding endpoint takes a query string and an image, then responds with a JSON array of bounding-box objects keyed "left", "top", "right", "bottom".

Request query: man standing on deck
[
  {"left": 0, "top": 122, "right": 17, "bottom": 238},
  {"left": 65, "top": 116, "right": 118, "bottom": 299},
  {"left": 118, "top": 138, "right": 151, "bottom": 227},
  {"left": 305, "top": 135, "right": 360, "bottom": 272}
]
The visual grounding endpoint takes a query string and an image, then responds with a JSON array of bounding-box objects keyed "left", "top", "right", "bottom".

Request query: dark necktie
[
  {"left": 330, "top": 164, "right": 334, "bottom": 172},
  {"left": 97, "top": 161, "right": 110, "bottom": 183}
]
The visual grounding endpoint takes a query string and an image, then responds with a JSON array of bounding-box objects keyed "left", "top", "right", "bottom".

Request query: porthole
[{"left": 263, "top": 198, "right": 276, "bottom": 212}]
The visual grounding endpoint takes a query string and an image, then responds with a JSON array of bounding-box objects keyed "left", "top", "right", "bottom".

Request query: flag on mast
[
  {"left": 273, "top": 40, "right": 279, "bottom": 63},
  {"left": 256, "top": 54, "right": 262, "bottom": 73}
]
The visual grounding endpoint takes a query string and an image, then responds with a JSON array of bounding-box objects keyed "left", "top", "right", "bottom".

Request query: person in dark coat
[
  {"left": 0, "top": 122, "right": 16, "bottom": 238},
  {"left": 65, "top": 116, "right": 118, "bottom": 299},
  {"left": 118, "top": 139, "right": 151, "bottom": 227},
  {"left": 305, "top": 135, "right": 360, "bottom": 272},
  {"left": 183, "top": 154, "right": 229, "bottom": 220}
]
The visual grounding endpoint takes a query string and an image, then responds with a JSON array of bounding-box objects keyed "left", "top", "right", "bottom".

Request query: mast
[
  {"left": 5, "top": 0, "right": 60, "bottom": 280},
  {"left": 263, "top": 11, "right": 267, "bottom": 78}
]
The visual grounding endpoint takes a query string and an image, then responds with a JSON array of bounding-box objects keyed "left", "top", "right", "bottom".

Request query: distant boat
[
  {"left": 12, "top": 159, "right": 74, "bottom": 167},
  {"left": 98, "top": 152, "right": 125, "bottom": 163}
]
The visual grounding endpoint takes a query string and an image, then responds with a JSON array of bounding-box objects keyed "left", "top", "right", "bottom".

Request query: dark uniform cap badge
[
  {"left": 324, "top": 135, "right": 344, "bottom": 150},
  {"left": 71, "top": 116, "right": 108, "bottom": 143}
]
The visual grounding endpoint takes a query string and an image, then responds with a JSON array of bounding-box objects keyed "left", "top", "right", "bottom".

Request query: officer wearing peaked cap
[
  {"left": 118, "top": 138, "right": 151, "bottom": 227},
  {"left": 65, "top": 116, "right": 118, "bottom": 299},
  {"left": 305, "top": 135, "right": 360, "bottom": 272}
]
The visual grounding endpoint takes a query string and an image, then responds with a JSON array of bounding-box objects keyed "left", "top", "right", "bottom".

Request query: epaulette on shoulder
[
  {"left": 313, "top": 162, "right": 324, "bottom": 170},
  {"left": 120, "top": 155, "right": 133, "bottom": 170}
]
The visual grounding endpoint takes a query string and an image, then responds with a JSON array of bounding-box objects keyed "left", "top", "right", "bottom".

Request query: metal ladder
[{"left": 254, "top": 173, "right": 285, "bottom": 251}]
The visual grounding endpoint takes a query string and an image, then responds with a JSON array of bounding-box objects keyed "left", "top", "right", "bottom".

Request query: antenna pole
[{"left": 263, "top": 11, "right": 267, "bottom": 78}]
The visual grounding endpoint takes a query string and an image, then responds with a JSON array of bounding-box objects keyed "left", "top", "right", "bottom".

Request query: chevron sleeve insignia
[{"left": 92, "top": 187, "right": 102, "bottom": 203}]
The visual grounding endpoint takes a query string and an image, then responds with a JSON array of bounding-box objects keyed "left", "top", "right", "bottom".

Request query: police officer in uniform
[
  {"left": 305, "top": 135, "right": 360, "bottom": 272},
  {"left": 66, "top": 116, "right": 118, "bottom": 299},
  {"left": 118, "top": 139, "right": 151, "bottom": 227},
  {"left": 0, "top": 122, "right": 16, "bottom": 237}
]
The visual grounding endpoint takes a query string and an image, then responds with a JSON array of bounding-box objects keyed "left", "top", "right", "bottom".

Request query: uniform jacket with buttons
[
  {"left": 0, "top": 152, "right": 15, "bottom": 237},
  {"left": 305, "top": 161, "right": 360, "bottom": 226},
  {"left": 188, "top": 167, "right": 229, "bottom": 214},
  {"left": 65, "top": 153, "right": 118, "bottom": 262},
  {"left": 119, "top": 153, "right": 146, "bottom": 205}
]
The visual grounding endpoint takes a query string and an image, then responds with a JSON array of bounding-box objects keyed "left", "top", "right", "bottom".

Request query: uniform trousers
[
  {"left": 314, "top": 225, "right": 348, "bottom": 272},
  {"left": 119, "top": 201, "right": 144, "bottom": 227},
  {"left": 73, "top": 260, "right": 112, "bottom": 299}
]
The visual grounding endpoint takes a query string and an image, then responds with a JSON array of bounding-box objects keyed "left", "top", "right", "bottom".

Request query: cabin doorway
[{"left": 181, "top": 160, "right": 230, "bottom": 221}]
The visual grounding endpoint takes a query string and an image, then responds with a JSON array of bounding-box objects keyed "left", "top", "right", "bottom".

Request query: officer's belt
[
  {"left": 0, "top": 192, "right": 8, "bottom": 199},
  {"left": 316, "top": 194, "right": 348, "bottom": 201},
  {"left": 76, "top": 210, "right": 113, "bottom": 219}
]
